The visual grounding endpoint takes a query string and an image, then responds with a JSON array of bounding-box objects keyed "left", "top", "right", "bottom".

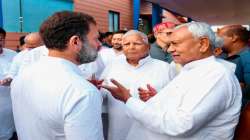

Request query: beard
[
  {"left": 112, "top": 43, "right": 122, "bottom": 49},
  {"left": 77, "top": 40, "right": 98, "bottom": 64}
]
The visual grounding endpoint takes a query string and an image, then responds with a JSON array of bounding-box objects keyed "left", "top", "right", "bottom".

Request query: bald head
[
  {"left": 218, "top": 25, "right": 250, "bottom": 43},
  {"left": 24, "top": 32, "right": 43, "bottom": 50}
]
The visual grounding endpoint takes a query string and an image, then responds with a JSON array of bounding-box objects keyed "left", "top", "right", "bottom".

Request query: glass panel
[
  {"left": 108, "top": 12, "right": 113, "bottom": 32},
  {"left": 114, "top": 13, "right": 119, "bottom": 31}
]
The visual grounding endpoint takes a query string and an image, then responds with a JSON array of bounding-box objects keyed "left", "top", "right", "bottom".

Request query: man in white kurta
[
  {"left": 11, "top": 11, "right": 103, "bottom": 140},
  {"left": 0, "top": 48, "right": 16, "bottom": 140},
  {"left": 19, "top": 45, "right": 48, "bottom": 71},
  {"left": 99, "top": 31, "right": 126, "bottom": 67},
  {"left": 7, "top": 32, "right": 43, "bottom": 78},
  {"left": 0, "top": 27, "right": 17, "bottom": 140},
  {"left": 11, "top": 56, "right": 103, "bottom": 140},
  {"left": 100, "top": 30, "right": 172, "bottom": 140},
  {"left": 102, "top": 22, "right": 242, "bottom": 140},
  {"left": 125, "top": 56, "right": 241, "bottom": 140}
]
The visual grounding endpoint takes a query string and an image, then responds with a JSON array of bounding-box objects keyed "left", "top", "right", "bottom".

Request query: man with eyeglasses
[{"left": 150, "top": 22, "right": 177, "bottom": 63}]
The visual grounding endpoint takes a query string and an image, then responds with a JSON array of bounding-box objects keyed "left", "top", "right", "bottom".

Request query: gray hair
[
  {"left": 214, "top": 35, "right": 224, "bottom": 48},
  {"left": 176, "top": 22, "right": 216, "bottom": 49},
  {"left": 122, "top": 30, "right": 149, "bottom": 44}
]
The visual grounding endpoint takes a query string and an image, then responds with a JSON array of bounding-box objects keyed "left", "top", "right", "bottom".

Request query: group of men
[{"left": 0, "top": 10, "right": 248, "bottom": 140}]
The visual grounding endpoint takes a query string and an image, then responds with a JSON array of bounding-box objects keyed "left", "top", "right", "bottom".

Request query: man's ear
[
  {"left": 154, "top": 33, "right": 159, "bottom": 38},
  {"left": 199, "top": 37, "right": 210, "bottom": 53},
  {"left": 231, "top": 34, "right": 239, "bottom": 42},
  {"left": 69, "top": 35, "right": 81, "bottom": 50}
]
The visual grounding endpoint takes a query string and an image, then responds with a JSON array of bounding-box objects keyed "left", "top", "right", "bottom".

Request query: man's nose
[
  {"left": 95, "top": 40, "right": 102, "bottom": 51},
  {"left": 167, "top": 44, "right": 174, "bottom": 53}
]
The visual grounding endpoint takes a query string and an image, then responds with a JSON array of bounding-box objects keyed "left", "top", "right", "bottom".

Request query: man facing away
[
  {"left": 102, "top": 22, "right": 242, "bottom": 140},
  {"left": 0, "top": 32, "right": 43, "bottom": 86},
  {"left": 11, "top": 11, "right": 103, "bottom": 140}
]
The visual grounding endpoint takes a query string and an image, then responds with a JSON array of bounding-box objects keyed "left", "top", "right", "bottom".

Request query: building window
[{"left": 109, "top": 11, "right": 120, "bottom": 32}]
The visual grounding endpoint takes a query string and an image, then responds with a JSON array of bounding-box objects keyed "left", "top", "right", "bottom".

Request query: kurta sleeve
[
  {"left": 63, "top": 88, "right": 103, "bottom": 140},
  {"left": 7, "top": 55, "right": 21, "bottom": 78},
  {"left": 126, "top": 70, "right": 235, "bottom": 137}
]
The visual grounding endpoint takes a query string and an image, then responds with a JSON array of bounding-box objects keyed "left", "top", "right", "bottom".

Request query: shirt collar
[
  {"left": 153, "top": 42, "right": 163, "bottom": 50},
  {"left": 45, "top": 56, "right": 82, "bottom": 75},
  {"left": 124, "top": 55, "right": 152, "bottom": 69},
  {"left": 41, "top": 45, "right": 49, "bottom": 56},
  {"left": 227, "top": 46, "right": 250, "bottom": 59},
  {"left": 182, "top": 56, "right": 216, "bottom": 71}
]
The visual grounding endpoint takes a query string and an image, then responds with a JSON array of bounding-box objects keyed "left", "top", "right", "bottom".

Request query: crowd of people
[{"left": 0, "top": 10, "right": 249, "bottom": 140}]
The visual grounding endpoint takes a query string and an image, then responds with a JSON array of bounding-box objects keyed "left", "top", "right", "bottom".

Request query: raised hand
[
  {"left": 88, "top": 74, "right": 104, "bottom": 90},
  {"left": 138, "top": 84, "right": 157, "bottom": 102},
  {"left": 0, "top": 77, "right": 13, "bottom": 86},
  {"left": 101, "top": 79, "right": 131, "bottom": 103}
]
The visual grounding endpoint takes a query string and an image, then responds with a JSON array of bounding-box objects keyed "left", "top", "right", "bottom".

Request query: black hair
[
  {"left": 39, "top": 11, "right": 96, "bottom": 51},
  {"left": 0, "top": 27, "right": 6, "bottom": 37}
]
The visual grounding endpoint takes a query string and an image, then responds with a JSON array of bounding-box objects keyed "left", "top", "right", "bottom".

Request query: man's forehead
[
  {"left": 89, "top": 24, "right": 98, "bottom": 32},
  {"left": 161, "top": 28, "right": 174, "bottom": 33},
  {"left": 88, "top": 28, "right": 99, "bottom": 39},
  {"left": 217, "top": 27, "right": 226, "bottom": 34},
  {"left": 113, "top": 33, "right": 123, "bottom": 38},
  {"left": 217, "top": 25, "right": 236, "bottom": 33},
  {"left": 171, "top": 26, "right": 190, "bottom": 38},
  {"left": 123, "top": 34, "right": 143, "bottom": 41}
]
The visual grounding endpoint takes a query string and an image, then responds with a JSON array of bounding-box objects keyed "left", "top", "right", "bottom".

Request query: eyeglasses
[{"left": 158, "top": 32, "right": 172, "bottom": 36}]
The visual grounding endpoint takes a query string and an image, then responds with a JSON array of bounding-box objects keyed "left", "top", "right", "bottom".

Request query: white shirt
[
  {"left": 78, "top": 54, "right": 105, "bottom": 79},
  {"left": 169, "top": 57, "right": 236, "bottom": 79},
  {"left": 216, "top": 58, "right": 236, "bottom": 72},
  {"left": 18, "top": 45, "right": 48, "bottom": 74},
  {"left": 7, "top": 49, "right": 29, "bottom": 78},
  {"left": 125, "top": 56, "right": 242, "bottom": 140},
  {"left": 0, "top": 48, "right": 16, "bottom": 140},
  {"left": 11, "top": 56, "right": 103, "bottom": 140},
  {"left": 100, "top": 56, "right": 172, "bottom": 140},
  {"left": 23, "top": 45, "right": 103, "bottom": 79},
  {"left": 99, "top": 48, "right": 125, "bottom": 67}
]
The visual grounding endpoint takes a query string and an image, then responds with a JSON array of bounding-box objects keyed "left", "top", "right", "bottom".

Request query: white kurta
[
  {"left": 78, "top": 53, "right": 105, "bottom": 79},
  {"left": 7, "top": 49, "right": 29, "bottom": 78},
  {"left": 169, "top": 57, "right": 236, "bottom": 79},
  {"left": 100, "top": 56, "right": 172, "bottom": 140},
  {"left": 11, "top": 56, "right": 103, "bottom": 140},
  {"left": 0, "top": 48, "right": 16, "bottom": 140},
  {"left": 99, "top": 48, "right": 125, "bottom": 67},
  {"left": 79, "top": 47, "right": 124, "bottom": 79},
  {"left": 125, "top": 56, "right": 242, "bottom": 140},
  {"left": 216, "top": 58, "right": 236, "bottom": 72},
  {"left": 17, "top": 45, "right": 48, "bottom": 74}
]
